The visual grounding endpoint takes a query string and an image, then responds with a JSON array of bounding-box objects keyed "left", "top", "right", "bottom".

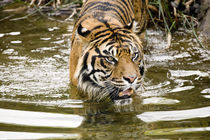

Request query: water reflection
[
  {"left": 144, "top": 127, "right": 210, "bottom": 136},
  {"left": 201, "top": 88, "right": 210, "bottom": 94},
  {"left": 0, "top": 108, "right": 84, "bottom": 128},
  {"left": 137, "top": 106, "right": 210, "bottom": 123},
  {"left": 0, "top": 12, "right": 209, "bottom": 139},
  {"left": 0, "top": 131, "right": 80, "bottom": 139}
]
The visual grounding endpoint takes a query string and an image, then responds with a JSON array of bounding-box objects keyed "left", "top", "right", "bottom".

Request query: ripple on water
[
  {"left": 31, "top": 47, "right": 57, "bottom": 53},
  {"left": 40, "top": 37, "right": 51, "bottom": 41},
  {"left": 0, "top": 98, "right": 83, "bottom": 108},
  {"left": 8, "top": 56, "right": 28, "bottom": 60},
  {"left": 0, "top": 48, "right": 69, "bottom": 97},
  {"left": 141, "top": 81, "right": 171, "bottom": 97},
  {"left": 201, "top": 88, "right": 210, "bottom": 99},
  {"left": 142, "top": 97, "right": 180, "bottom": 105},
  {"left": 48, "top": 27, "right": 60, "bottom": 31},
  {"left": 0, "top": 15, "right": 209, "bottom": 139},
  {"left": 10, "top": 40, "right": 22, "bottom": 44},
  {"left": 169, "top": 70, "right": 209, "bottom": 78},
  {"left": 169, "top": 86, "right": 194, "bottom": 93},
  {"left": 147, "top": 54, "right": 174, "bottom": 62},
  {"left": 2, "top": 49, "right": 16, "bottom": 55},
  {"left": 7, "top": 32, "right": 20, "bottom": 36},
  {"left": 0, "top": 33, "right": 4, "bottom": 37}
]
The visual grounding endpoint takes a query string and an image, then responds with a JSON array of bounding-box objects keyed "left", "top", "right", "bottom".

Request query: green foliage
[
  {"left": 14, "top": 0, "right": 24, "bottom": 3},
  {"left": 148, "top": 0, "right": 200, "bottom": 32},
  {"left": 147, "top": 0, "right": 204, "bottom": 47},
  {"left": 62, "top": 0, "right": 83, "bottom": 5},
  {"left": 148, "top": 0, "right": 177, "bottom": 32},
  {"left": 1, "top": 0, "right": 26, "bottom": 9},
  {"left": 71, "top": 0, "right": 83, "bottom": 5}
]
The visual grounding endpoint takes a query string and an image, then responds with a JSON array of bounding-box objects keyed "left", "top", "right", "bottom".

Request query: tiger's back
[{"left": 70, "top": 0, "right": 146, "bottom": 101}]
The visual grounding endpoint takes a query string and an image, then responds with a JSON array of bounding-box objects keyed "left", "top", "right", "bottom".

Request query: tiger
[{"left": 70, "top": 0, "right": 147, "bottom": 101}]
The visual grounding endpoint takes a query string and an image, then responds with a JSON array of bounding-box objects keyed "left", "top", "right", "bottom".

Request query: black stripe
[
  {"left": 94, "top": 33, "right": 111, "bottom": 42},
  {"left": 91, "top": 25, "right": 103, "bottom": 31},
  {"left": 81, "top": 52, "right": 89, "bottom": 73},
  {"left": 92, "top": 74, "right": 98, "bottom": 82},
  {"left": 108, "top": 45, "right": 114, "bottom": 51},
  {"left": 95, "top": 47, "right": 102, "bottom": 55},
  {"left": 81, "top": 2, "right": 99, "bottom": 15},
  {"left": 100, "top": 59, "right": 107, "bottom": 68},
  {"left": 114, "top": 33, "right": 132, "bottom": 39},
  {"left": 81, "top": 73, "right": 91, "bottom": 82},
  {"left": 99, "top": 35, "right": 113, "bottom": 46},
  {"left": 109, "top": 2, "right": 129, "bottom": 23},
  {"left": 116, "top": 0, "right": 132, "bottom": 22},
  {"left": 91, "top": 55, "right": 96, "bottom": 70},
  {"left": 94, "top": 29, "right": 110, "bottom": 37},
  {"left": 139, "top": 66, "right": 144, "bottom": 76},
  {"left": 126, "top": 0, "right": 134, "bottom": 13},
  {"left": 102, "top": 72, "right": 112, "bottom": 79},
  {"left": 106, "top": 41, "right": 115, "bottom": 46},
  {"left": 88, "top": 69, "right": 106, "bottom": 77},
  {"left": 83, "top": 2, "right": 127, "bottom": 25}
]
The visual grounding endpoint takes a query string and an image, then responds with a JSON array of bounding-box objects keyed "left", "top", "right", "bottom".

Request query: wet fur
[{"left": 70, "top": 0, "right": 146, "bottom": 101}]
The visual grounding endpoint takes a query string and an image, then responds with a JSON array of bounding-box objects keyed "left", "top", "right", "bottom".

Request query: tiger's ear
[
  {"left": 77, "top": 24, "right": 91, "bottom": 37},
  {"left": 124, "top": 21, "right": 133, "bottom": 30}
]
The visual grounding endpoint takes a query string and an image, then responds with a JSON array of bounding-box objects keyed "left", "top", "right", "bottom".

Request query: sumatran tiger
[{"left": 70, "top": 0, "right": 147, "bottom": 101}]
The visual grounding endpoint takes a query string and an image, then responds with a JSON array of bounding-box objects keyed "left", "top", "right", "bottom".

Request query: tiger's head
[{"left": 73, "top": 23, "right": 145, "bottom": 101}]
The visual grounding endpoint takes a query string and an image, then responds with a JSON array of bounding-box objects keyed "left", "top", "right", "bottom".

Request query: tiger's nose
[{"left": 123, "top": 75, "right": 137, "bottom": 83}]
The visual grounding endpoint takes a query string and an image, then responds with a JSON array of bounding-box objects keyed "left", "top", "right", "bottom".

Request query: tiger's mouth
[
  {"left": 119, "top": 88, "right": 134, "bottom": 97},
  {"left": 111, "top": 88, "right": 134, "bottom": 100}
]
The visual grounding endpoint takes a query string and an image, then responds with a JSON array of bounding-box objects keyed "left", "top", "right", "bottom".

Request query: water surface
[{"left": 0, "top": 12, "right": 210, "bottom": 139}]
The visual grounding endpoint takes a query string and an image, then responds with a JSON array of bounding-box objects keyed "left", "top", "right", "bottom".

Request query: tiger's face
[{"left": 74, "top": 26, "right": 145, "bottom": 101}]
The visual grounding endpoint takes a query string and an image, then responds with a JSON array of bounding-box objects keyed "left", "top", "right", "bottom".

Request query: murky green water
[{"left": 0, "top": 11, "right": 210, "bottom": 139}]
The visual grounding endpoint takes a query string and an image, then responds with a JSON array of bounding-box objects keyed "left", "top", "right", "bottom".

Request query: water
[{"left": 0, "top": 12, "right": 210, "bottom": 139}]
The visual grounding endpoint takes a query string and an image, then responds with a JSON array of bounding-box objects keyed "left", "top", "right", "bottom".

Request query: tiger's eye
[{"left": 105, "top": 56, "right": 117, "bottom": 64}]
